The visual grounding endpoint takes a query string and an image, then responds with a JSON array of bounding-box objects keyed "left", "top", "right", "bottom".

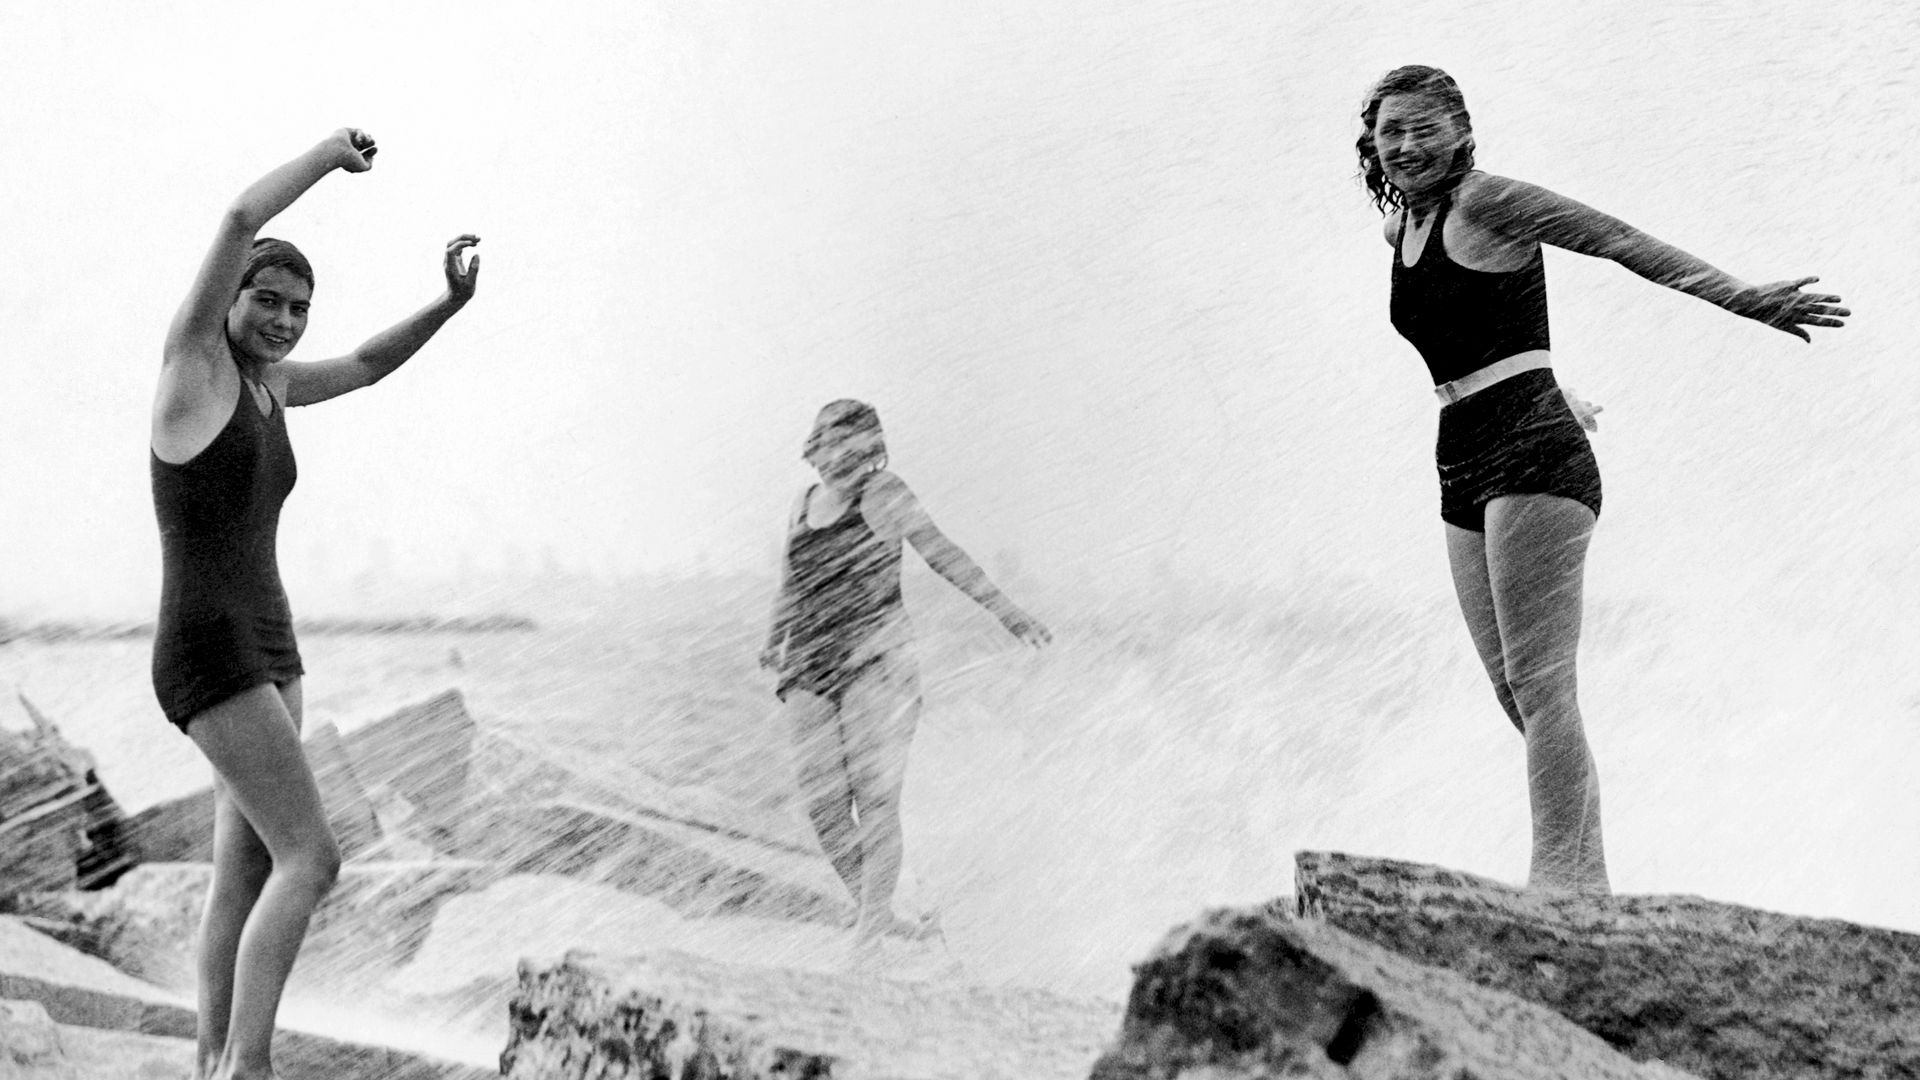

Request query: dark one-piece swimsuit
[
  {"left": 1390, "top": 190, "right": 1602, "bottom": 532},
  {"left": 776, "top": 475, "right": 905, "bottom": 705},
  {"left": 151, "top": 376, "right": 303, "bottom": 730}
]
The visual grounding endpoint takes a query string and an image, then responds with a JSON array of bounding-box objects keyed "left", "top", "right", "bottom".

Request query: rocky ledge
[
  {"left": 1094, "top": 852, "right": 1919, "bottom": 1080},
  {"left": 1290, "top": 851, "right": 1920, "bottom": 1080},
  {"left": 502, "top": 852, "right": 1919, "bottom": 1079},
  {"left": 502, "top": 948, "right": 1121, "bottom": 1080}
]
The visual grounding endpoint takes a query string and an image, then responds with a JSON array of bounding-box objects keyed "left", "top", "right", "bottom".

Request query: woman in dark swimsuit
[
  {"left": 150, "top": 128, "right": 479, "bottom": 1080},
  {"left": 760, "top": 400, "right": 1049, "bottom": 957},
  {"left": 1357, "top": 66, "right": 1846, "bottom": 894}
]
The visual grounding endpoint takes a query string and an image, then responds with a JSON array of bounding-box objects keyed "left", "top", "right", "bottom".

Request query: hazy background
[
  {"left": 3, "top": 0, "right": 1912, "bottom": 615},
  {"left": 0, "top": 0, "right": 1915, "bottom": 1000}
]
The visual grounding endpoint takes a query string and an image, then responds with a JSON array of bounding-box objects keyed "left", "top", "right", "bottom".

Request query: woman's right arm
[
  {"left": 161, "top": 130, "right": 375, "bottom": 378},
  {"left": 759, "top": 492, "right": 805, "bottom": 670}
]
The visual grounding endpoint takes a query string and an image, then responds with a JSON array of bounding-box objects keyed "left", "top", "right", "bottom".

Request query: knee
[
  {"left": 1504, "top": 658, "right": 1578, "bottom": 720},
  {"left": 795, "top": 759, "right": 848, "bottom": 805},
  {"left": 210, "top": 848, "right": 275, "bottom": 899},
  {"left": 850, "top": 785, "right": 902, "bottom": 832},
  {"left": 281, "top": 832, "right": 343, "bottom": 896}
]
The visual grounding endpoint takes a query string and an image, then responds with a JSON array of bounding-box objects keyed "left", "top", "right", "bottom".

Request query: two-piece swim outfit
[
  {"left": 150, "top": 377, "right": 304, "bottom": 730},
  {"left": 1391, "top": 191, "right": 1603, "bottom": 531},
  {"left": 775, "top": 473, "right": 907, "bottom": 705}
]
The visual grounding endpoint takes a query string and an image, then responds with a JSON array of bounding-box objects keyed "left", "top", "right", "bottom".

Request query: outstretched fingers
[
  {"left": 1756, "top": 277, "right": 1849, "bottom": 340},
  {"left": 1792, "top": 289, "right": 1849, "bottom": 333}
]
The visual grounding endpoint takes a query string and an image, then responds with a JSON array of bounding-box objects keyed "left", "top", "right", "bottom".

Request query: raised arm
[
  {"left": 1463, "top": 174, "right": 1848, "bottom": 341},
  {"left": 862, "top": 472, "right": 1050, "bottom": 647},
  {"left": 276, "top": 235, "right": 481, "bottom": 408},
  {"left": 164, "top": 129, "right": 375, "bottom": 370}
]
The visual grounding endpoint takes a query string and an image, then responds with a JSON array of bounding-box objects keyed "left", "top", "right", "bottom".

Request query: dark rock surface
[
  {"left": 1089, "top": 906, "right": 1700, "bottom": 1080},
  {"left": 502, "top": 947, "right": 1120, "bottom": 1079},
  {"left": 0, "top": 693, "right": 134, "bottom": 895},
  {"left": 1294, "top": 851, "right": 1920, "bottom": 1080}
]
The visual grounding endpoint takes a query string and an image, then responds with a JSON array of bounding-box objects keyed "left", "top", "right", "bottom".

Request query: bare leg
[
  {"left": 185, "top": 679, "right": 340, "bottom": 1080},
  {"left": 1449, "top": 496, "right": 1609, "bottom": 894},
  {"left": 194, "top": 775, "right": 271, "bottom": 1079},
  {"left": 194, "top": 683, "right": 309, "bottom": 1079},
  {"left": 836, "top": 653, "right": 924, "bottom": 946},
  {"left": 779, "top": 689, "right": 864, "bottom": 909},
  {"left": 1444, "top": 525, "right": 1525, "bottom": 734}
]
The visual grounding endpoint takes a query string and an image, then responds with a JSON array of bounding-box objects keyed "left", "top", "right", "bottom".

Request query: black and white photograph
[{"left": 0, "top": 1, "right": 1913, "bottom": 1076}]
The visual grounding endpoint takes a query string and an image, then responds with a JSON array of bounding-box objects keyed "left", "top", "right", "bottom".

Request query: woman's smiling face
[
  {"left": 1373, "top": 92, "right": 1468, "bottom": 200},
  {"left": 226, "top": 265, "right": 311, "bottom": 364}
]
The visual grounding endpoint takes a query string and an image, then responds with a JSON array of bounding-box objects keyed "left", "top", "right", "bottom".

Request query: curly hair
[{"left": 1355, "top": 65, "right": 1476, "bottom": 216}]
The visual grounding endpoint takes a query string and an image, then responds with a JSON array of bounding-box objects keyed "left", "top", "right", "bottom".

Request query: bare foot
[
  {"left": 1525, "top": 876, "right": 1611, "bottom": 899},
  {"left": 884, "top": 910, "right": 943, "bottom": 943},
  {"left": 855, "top": 909, "right": 942, "bottom": 945}
]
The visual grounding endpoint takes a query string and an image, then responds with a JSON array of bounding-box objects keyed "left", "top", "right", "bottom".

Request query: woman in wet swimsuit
[
  {"left": 1357, "top": 66, "right": 1846, "bottom": 894},
  {"left": 760, "top": 400, "right": 1049, "bottom": 954},
  {"left": 150, "top": 128, "right": 479, "bottom": 1080}
]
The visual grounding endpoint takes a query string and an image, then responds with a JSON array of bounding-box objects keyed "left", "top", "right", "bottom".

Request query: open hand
[
  {"left": 330, "top": 128, "right": 377, "bottom": 172},
  {"left": 444, "top": 235, "right": 481, "bottom": 303},
  {"left": 1738, "top": 277, "right": 1848, "bottom": 342},
  {"left": 1561, "top": 386, "right": 1603, "bottom": 433}
]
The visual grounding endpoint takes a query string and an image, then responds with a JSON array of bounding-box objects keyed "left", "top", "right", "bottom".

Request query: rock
[
  {"left": 1089, "top": 906, "right": 1702, "bottom": 1080},
  {"left": 125, "top": 691, "right": 845, "bottom": 921},
  {"left": 0, "top": 795, "right": 85, "bottom": 897},
  {"left": 407, "top": 874, "right": 944, "bottom": 988},
  {"left": 459, "top": 726, "right": 819, "bottom": 858},
  {"left": 124, "top": 719, "right": 384, "bottom": 864},
  {"left": 306, "top": 720, "right": 384, "bottom": 856},
  {"left": 11, "top": 859, "right": 504, "bottom": 996},
  {"left": 0, "top": 915, "right": 491, "bottom": 1079},
  {"left": 460, "top": 795, "right": 853, "bottom": 927},
  {"left": 1, "top": 998, "right": 75, "bottom": 1080},
  {"left": 117, "top": 788, "right": 208, "bottom": 866},
  {"left": 39, "top": 1019, "right": 189, "bottom": 1080},
  {"left": 0, "top": 694, "right": 134, "bottom": 896},
  {"left": 122, "top": 689, "right": 478, "bottom": 866},
  {"left": 341, "top": 688, "right": 476, "bottom": 856},
  {"left": 0, "top": 914, "right": 196, "bottom": 1038},
  {"left": 393, "top": 872, "right": 969, "bottom": 1049},
  {"left": 1293, "top": 851, "right": 1920, "bottom": 1080},
  {"left": 501, "top": 948, "right": 1120, "bottom": 1080}
]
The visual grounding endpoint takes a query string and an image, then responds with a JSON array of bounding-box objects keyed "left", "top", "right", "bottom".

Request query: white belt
[{"left": 1434, "top": 351, "right": 1552, "bottom": 405}]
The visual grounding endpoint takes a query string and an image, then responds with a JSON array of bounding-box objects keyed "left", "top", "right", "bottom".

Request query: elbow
[
  {"left": 223, "top": 201, "right": 269, "bottom": 236},
  {"left": 351, "top": 351, "right": 391, "bottom": 386}
]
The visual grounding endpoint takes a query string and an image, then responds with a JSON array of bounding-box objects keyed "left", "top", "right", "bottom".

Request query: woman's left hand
[
  {"left": 1561, "top": 386, "right": 1603, "bottom": 432},
  {"left": 1735, "top": 277, "right": 1848, "bottom": 342},
  {"left": 1000, "top": 607, "right": 1052, "bottom": 648},
  {"left": 444, "top": 234, "right": 482, "bottom": 304}
]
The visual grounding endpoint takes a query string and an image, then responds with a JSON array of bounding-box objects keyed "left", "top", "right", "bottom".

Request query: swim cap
[{"left": 240, "top": 238, "right": 314, "bottom": 293}]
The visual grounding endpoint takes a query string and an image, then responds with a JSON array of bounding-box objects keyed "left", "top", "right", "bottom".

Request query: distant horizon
[{"left": 6, "top": 0, "right": 1911, "bottom": 628}]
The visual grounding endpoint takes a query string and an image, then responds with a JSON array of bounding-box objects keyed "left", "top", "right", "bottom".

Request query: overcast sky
[{"left": 1, "top": 0, "right": 1913, "bottom": 618}]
